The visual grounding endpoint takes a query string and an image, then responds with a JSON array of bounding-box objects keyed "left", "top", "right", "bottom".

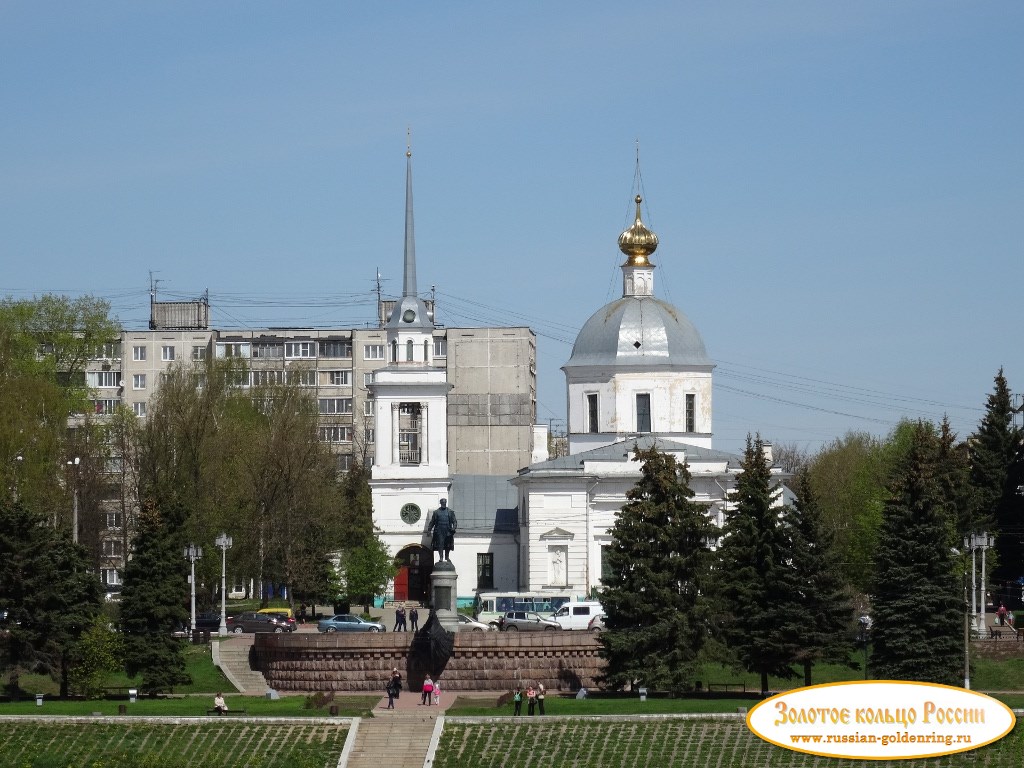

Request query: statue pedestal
[{"left": 430, "top": 560, "right": 460, "bottom": 633}]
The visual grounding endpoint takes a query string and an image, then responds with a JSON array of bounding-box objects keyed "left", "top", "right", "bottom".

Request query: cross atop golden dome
[{"left": 617, "top": 195, "right": 658, "bottom": 266}]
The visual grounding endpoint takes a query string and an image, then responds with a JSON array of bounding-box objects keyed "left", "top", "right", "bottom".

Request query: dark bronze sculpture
[{"left": 427, "top": 498, "right": 457, "bottom": 561}]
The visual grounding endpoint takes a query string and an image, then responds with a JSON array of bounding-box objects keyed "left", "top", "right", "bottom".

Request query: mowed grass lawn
[
  {"left": 435, "top": 718, "right": 1024, "bottom": 768},
  {"left": 0, "top": 720, "right": 350, "bottom": 768}
]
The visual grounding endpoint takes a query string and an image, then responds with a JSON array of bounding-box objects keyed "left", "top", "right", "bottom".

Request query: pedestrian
[
  {"left": 393, "top": 606, "right": 406, "bottom": 632},
  {"left": 421, "top": 675, "right": 434, "bottom": 705},
  {"left": 433, "top": 677, "right": 441, "bottom": 706},
  {"left": 213, "top": 692, "right": 228, "bottom": 715},
  {"left": 537, "top": 683, "right": 546, "bottom": 715},
  {"left": 409, "top": 606, "right": 419, "bottom": 631},
  {"left": 512, "top": 687, "right": 522, "bottom": 716},
  {"left": 385, "top": 668, "right": 402, "bottom": 710},
  {"left": 998, "top": 603, "right": 1008, "bottom": 626},
  {"left": 385, "top": 674, "right": 398, "bottom": 709},
  {"left": 299, "top": 603, "right": 307, "bottom": 624},
  {"left": 526, "top": 684, "right": 536, "bottom": 715}
]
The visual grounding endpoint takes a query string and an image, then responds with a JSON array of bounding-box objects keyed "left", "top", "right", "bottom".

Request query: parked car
[
  {"left": 255, "top": 608, "right": 297, "bottom": 631},
  {"left": 195, "top": 612, "right": 223, "bottom": 631},
  {"left": 226, "top": 612, "right": 295, "bottom": 634},
  {"left": 258, "top": 606, "right": 295, "bottom": 620},
  {"left": 457, "top": 613, "right": 494, "bottom": 632},
  {"left": 497, "top": 610, "right": 561, "bottom": 632},
  {"left": 587, "top": 614, "right": 606, "bottom": 632},
  {"left": 317, "top": 614, "right": 387, "bottom": 633},
  {"left": 550, "top": 601, "right": 604, "bottom": 630}
]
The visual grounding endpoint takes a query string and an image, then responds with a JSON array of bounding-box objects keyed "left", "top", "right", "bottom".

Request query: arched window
[
  {"left": 406, "top": 339, "right": 414, "bottom": 362},
  {"left": 391, "top": 340, "right": 398, "bottom": 363}
]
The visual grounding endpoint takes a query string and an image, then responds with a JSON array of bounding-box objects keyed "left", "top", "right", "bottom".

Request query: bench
[
  {"left": 206, "top": 708, "right": 247, "bottom": 716},
  {"left": 103, "top": 687, "right": 141, "bottom": 699},
  {"left": 706, "top": 682, "right": 747, "bottom": 692}
]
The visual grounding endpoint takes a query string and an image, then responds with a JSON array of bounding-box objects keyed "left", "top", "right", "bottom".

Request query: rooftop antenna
[
  {"left": 148, "top": 271, "right": 162, "bottom": 330},
  {"left": 149, "top": 270, "right": 162, "bottom": 300},
  {"left": 375, "top": 268, "right": 384, "bottom": 327}
]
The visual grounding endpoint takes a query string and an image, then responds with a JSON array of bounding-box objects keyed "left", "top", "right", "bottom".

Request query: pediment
[{"left": 539, "top": 527, "right": 574, "bottom": 541}]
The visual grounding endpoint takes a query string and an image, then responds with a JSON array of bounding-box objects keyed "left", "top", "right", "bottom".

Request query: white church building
[{"left": 370, "top": 155, "right": 777, "bottom": 604}]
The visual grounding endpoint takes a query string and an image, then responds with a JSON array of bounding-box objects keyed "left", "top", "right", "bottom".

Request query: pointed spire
[{"left": 403, "top": 131, "right": 417, "bottom": 298}]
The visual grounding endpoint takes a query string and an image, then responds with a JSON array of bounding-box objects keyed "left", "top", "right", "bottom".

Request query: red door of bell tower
[{"left": 394, "top": 566, "right": 409, "bottom": 602}]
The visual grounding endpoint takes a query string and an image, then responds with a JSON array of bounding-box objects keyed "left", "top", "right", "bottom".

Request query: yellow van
[{"left": 257, "top": 607, "right": 295, "bottom": 621}]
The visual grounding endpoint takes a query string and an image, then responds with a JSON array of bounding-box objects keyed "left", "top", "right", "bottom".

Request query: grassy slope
[
  {"left": 0, "top": 694, "right": 378, "bottom": 717},
  {"left": 435, "top": 718, "right": 1024, "bottom": 768},
  {"left": 0, "top": 721, "right": 350, "bottom": 768}
]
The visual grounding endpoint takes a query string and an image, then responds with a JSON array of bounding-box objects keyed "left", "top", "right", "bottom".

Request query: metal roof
[
  {"left": 563, "top": 296, "right": 713, "bottom": 370},
  {"left": 521, "top": 434, "right": 741, "bottom": 474},
  {"left": 448, "top": 474, "right": 519, "bottom": 534}
]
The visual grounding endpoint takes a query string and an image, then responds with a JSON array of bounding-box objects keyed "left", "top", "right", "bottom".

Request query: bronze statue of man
[{"left": 428, "top": 498, "right": 457, "bottom": 561}]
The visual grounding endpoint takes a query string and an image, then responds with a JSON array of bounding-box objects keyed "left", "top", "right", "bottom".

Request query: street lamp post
[
  {"left": 67, "top": 457, "right": 80, "bottom": 543},
  {"left": 215, "top": 533, "right": 233, "bottom": 636},
  {"left": 964, "top": 567, "right": 971, "bottom": 689},
  {"left": 980, "top": 533, "right": 994, "bottom": 633},
  {"left": 183, "top": 544, "right": 203, "bottom": 639},
  {"left": 966, "top": 532, "right": 995, "bottom": 635}
]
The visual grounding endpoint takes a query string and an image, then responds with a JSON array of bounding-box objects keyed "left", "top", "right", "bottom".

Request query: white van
[{"left": 550, "top": 601, "right": 603, "bottom": 631}]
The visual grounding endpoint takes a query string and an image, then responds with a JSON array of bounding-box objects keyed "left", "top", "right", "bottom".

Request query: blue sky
[{"left": 2, "top": 2, "right": 1021, "bottom": 455}]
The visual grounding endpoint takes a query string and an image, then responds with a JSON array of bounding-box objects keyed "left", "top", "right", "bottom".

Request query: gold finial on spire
[{"left": 618, "top": 193, "right": 658, "bottom": 265}]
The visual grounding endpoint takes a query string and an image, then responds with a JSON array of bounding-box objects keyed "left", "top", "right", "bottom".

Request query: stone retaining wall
[
  {"left": 253, "top": 631, "right": 605, "bottom": 693},
  {"left": 971, "top": 636, "right": 1024, "bottom": 660}
]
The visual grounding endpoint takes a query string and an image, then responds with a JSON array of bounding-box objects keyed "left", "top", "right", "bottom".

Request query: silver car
[
  {"left": 458, "top": 613, "right": 495, "bottom": 632},
  {"left": 498, "top": 610, "right": 561, "bottom": 631},
  {"left": 317, "top": 614, "right": 387, "bottom": 633}
]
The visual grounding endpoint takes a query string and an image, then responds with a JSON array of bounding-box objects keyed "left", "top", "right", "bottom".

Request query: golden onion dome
[{"left": 617, "top": 195, "right": 658, "bottom": 266}]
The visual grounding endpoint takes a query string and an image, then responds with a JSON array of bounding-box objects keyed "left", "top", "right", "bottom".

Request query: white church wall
[
  {"left": 523, "top": 488, "right": 591, "bottom": 594},
  {"left": 566, "top": 370, "right": 713, "bottom": 452}
]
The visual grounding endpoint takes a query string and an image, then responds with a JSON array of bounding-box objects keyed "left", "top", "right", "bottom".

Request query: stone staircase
[
  {"left": 345, "top": 711, "right": 440, "bottom": 768},
  {"left": 213, "top": 636, "right": 269, "bottom": 695}
]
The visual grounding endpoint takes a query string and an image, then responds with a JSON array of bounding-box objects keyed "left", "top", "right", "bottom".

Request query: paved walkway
[
  {"left": 212, "top": 634, "right": 269, "bottom": 695},
  {"left": 341, "top": 686, "right": 453, "bottom": 768}
]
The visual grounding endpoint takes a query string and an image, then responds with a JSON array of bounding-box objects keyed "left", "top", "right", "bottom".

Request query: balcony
[{"left": 399, "top": 448, "right": 421, "bottom": 465}]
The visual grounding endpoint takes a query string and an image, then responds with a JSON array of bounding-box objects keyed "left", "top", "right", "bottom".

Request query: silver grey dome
[
  {"left": 385, "top": 295, "right": 434, "bottom": 331},
  {"left": 563, "top": 296, "right": 713, "bottom": 369}
]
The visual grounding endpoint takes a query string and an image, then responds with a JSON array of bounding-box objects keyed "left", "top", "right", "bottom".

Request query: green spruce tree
[
  {"left": 786, "top": 469, "right": 855, "bottom": 685},
  {"left": 717, "top": 434, "right": 802, "bottom": 696},
  {"left": 967, "top": 370, "right": 1023, "bottom": 585},
  {"left": 119, "top": 502, "right": 191, "bottom": 692},
  {"left": 599, "top": 445, "right": 716, "bottom": 694},
  {"left": 0, "top": 499, "right": 101, "bottom": 697},
  {"left": 871, "top": 421, "right": 962, "bottom": 685}
]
